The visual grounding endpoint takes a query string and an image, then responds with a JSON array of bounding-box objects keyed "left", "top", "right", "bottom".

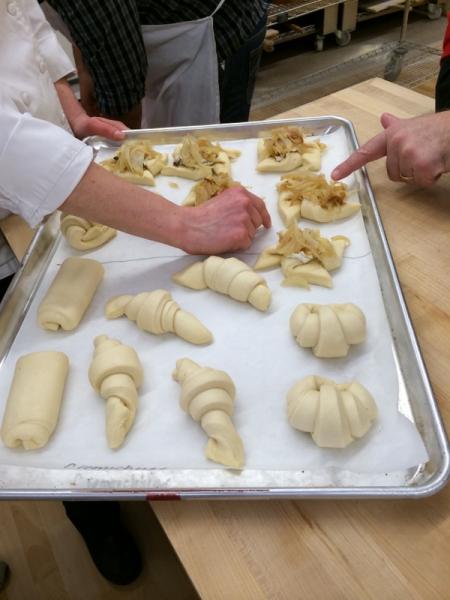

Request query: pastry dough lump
[
  {"left": 277, "top": 171, "right": 360, "bottom": 225},
  {"left": 100, "top": 140, "right": 167, "bottom": 186},
  {"left": 105, "top": 289, "right": 213, "bottom": 345},
  {"left": 1, "top": 351, "right": 69, "bottom": 450},
  {"left": 290, "top": 303, "right": 366, "bottom": 357},
  {"left": 172, "top": 256, "right": 271, "bottom": 311},
  {"left": 173, "top": 358, "right": 244, "bottom": 469},
  {"left": 60, "top": 213, "right": 116, "bottom": 250},
  {"left": 287, "top": 375, "right": 377, "bottom": 448},
  {"left": 88, "top": 335, "right": 143, "bottom": 449},
  {"left": 257, "top": 126, "right": 325, "bottom": 173},
  {"left": 184, "top": 173, "right": 239, "bottom": 206}
]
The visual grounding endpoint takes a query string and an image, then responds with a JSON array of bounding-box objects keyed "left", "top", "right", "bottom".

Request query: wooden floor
[{"left": 0, "top": 501, "right": 198, "bottom": 599}]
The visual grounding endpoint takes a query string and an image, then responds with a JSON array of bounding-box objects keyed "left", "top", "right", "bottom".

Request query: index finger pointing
[{"left": 331, "top": 130, "right": 387, "bottom": 180}]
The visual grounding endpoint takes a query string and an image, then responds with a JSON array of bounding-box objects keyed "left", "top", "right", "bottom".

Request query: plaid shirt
[{"left": 47, "top": 0, "right": 267, "bottom": 117}]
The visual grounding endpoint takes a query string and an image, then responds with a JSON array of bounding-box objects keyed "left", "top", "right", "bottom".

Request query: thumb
[{"left": 380, "top": 112, "right": 400, "bottom": 130}]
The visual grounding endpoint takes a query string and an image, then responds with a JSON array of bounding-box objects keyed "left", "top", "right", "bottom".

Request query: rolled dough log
[
  {"left": 1, "top": 351, "right": 69, "bottom": 450},
  {"left": 88, "top": 335, "right": 143, "bottom": 449},
  {"left": 37, "top": 257, "right": 104, "bottom": 331},
  {"left": 173, "top": 358, "right": 244, "bottom": 469}
]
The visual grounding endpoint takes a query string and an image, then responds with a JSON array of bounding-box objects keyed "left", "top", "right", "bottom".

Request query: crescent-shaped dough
[
  {"left": 287, "top": 375, "right": 377, "bottom": 448},
  {"left": 105, "top": 289, "right": 213, "bottom": 345},
  {"left": 38, "top": 257, "right": 104, "bottom": 331},
  {"left": 1, "top": 351, "right": 69, "bottom": 450},
  {"left": 172, "top": 358, "right": 244, "bottom": 469},
  {"left": 173, "top": 256, "right": 271, "bottom": 311},
  {"left": 256, "top": 127, "right": 324, "bottom": 173},
  {"left": 88, "top": 335, "right": 143, "bottom": 449},
  {"left": 60, "top": 213, "right": 116, "bottom": 250},
  {"left": 100, "top": 140, "right": 167, "bottom": 186},
  {"left": 277, "top": 171, "right": 360, "bottom": 225},
  {"left": 290, "top": 303, "right": 366, "bottom": 357}
]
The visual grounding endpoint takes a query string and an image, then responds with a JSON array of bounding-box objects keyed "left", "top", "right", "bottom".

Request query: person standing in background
[{"left": 45, "top": 0, "right": 268, "bottom": 128}]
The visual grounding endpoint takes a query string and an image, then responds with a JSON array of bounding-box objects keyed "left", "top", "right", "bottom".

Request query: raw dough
[
  {"left": 257, "top": 126, "right": 325, "bottom": 173},
  {"left": 290, "top": 303, "right": 366, "bottom": 357},
  {"left": 162, "top": 136, "right": 240, "bottom": 180},
  {"left": 1, "top": 351, "right": 69, "bottom": 450},
  {"left": 105, "top": 289, "right": 213, "bottom": 345},
  {"left": 100, "top": 140, "right": 167, "bottom": 186},
  {"left": 172, "top": 358, "right": 244, "bottom": 469},
  {"left": 172, "top": 256, "right": 271, "bottom": 311},
  {"left": 38, "top": 257, "right": 104, "bottom": 331},
  {"left": 183, "top": 173, "right": 238, "bottom": 206},
  {"left": 287, "top": 375, "right": 377, "bottom": 448},
  {"left": 88, "top": 335, "right": 143, "bottom": 449},
  {"left": 277, "top": 171, "right": 360, "bottom": 225},
  {"left": 60, "top": 213, "right": 116, "bottom": 250}
]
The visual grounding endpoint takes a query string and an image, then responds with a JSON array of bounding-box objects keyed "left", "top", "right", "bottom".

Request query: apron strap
[{"left": 211, "top": 0, "right": 227, "bottom": 17}]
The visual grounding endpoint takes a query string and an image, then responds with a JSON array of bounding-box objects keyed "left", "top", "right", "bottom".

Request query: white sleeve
[
  {"left": 24, "top": 0, "right": 74, "bottom": 82},
  {"left": 0, "top": 93, "right": 93, "bottom": 228}
]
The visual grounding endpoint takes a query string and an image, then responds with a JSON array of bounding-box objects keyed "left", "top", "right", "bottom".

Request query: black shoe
[
  {"left": 0, "top": 561, "right": 10, "bottom": 592},
  {"left": 82, "top": 524, "right": 142, "bottom": 586},
  {"left": 63, "top": 501, "right": 142, "bottom": 586}
]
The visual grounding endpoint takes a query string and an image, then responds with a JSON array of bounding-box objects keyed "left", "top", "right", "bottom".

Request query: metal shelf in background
[{"left": 267, "top": 0, "right": 343, "bottom": 25}]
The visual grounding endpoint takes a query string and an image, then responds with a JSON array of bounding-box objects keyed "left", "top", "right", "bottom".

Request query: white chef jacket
[{"left": 0, "top": 0, "right": 94, "bottom": 278}]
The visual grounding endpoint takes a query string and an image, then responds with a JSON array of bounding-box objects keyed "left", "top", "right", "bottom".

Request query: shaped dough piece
[
  {"left": 173, "top": 256, "right": 271, "bottom": 311},
  {"left": 183, "top": 173, "right": 239, "bottom": 206},
  {"left": 88, "top": 335, "right": 143, "bottom": 449},
  {"left": 1, "top": 351, "right": 69, "bottom": 450},
  {"left": 287, "top": 375, "right": 377, "bottom": 448},
  {"left": 60, "top": 213, "right": 116, "bottom": 250},
  {"left": 290, "top": 303, "right": 366, "bottom": 357},
  {"left": 254, "top": 224, "right": 349, "bottom": 290},
  {"left": 277, "top": 171, "right": 360, "bottom": 225},
  {"left": 162, "top": 136, "right": 240, "bottom": 180},
  {"left": 105, "top": 290, "right": 213, "bottom": 345},
  {"left": 100, "top": 140, "right": 167, "bottom": 186},
  {"left": 256, "top": 127, "right": 325, "bottom": 173},
  {"left": 172, "top": 358, "right": 244, "bottom": 468},
  {"left": 38, "top": 257, "right": 104, "bottom": 331}
]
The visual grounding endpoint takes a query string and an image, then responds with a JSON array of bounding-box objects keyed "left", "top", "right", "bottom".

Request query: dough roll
[
  {"left": 38, "top": 257, "right": 104, "bottom": 331},
  {"left": 1, "top": 351, "right": 69, "bottom": 450}
]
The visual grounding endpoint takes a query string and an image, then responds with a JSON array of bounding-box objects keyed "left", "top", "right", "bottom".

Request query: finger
[
  {"left": 248, "top": 203, "right": 263, "bottom": 230},
  {"left": 380, "top": 112, "right": 400, "bottom": 129},
  {"left": 385, "top": 145, "right": 402, "bottom": 181},
  {"left": 92, "top": 118, "right": 126, "bottom": 141},
  {"left": 245, "top": 191, "right": 271, "bottom": 228},
  {"left": 97, "top": 116, "right": 129, "bottom": 131},
  {"left": 331, "top": 131, "right": 387, "bottom": 180}
]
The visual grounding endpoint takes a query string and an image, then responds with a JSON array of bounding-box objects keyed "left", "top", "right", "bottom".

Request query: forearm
[{"left": 59, "top": 162, "right": 184, "bottom": 249}]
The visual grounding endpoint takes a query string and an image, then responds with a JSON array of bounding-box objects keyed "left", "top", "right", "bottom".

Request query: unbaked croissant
[
  {"left": 88, "top": 335, "right": 143, "bottom": 449},
  {"left": 173, "top": 358, "right": 244, "bottom": 469},
  {"left": 60, "top": 213, "right": 116, "bottom": 250},
  {"left": 290, "top": 303, "right": 366, "bottom": 357},
  {"left": 287, "top": 375, "right": 377, "bottom": 448},
  {"left": 105, "top": 290, "right": 212, "bottom": 345},
  {"left": 172, "top": 256, "right": 271, "bottom": 311},
  {"left": 1, "top": 351, "right": 69, "bottom": 450}
]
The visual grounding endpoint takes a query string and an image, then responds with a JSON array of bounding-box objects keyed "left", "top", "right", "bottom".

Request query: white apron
[{"left": 141, "top": 0, "right": 226, "bottom": 128}]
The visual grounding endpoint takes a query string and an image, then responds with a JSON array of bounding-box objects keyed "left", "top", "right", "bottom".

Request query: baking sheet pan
[{"left": 0, "top": 116, "right": 448, "bottom": 499}]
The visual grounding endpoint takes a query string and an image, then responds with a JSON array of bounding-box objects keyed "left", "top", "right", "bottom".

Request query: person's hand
[
  {"left": 331, "top": 112, "right": 450, "bottom": 187},
  {"left": 179, "top": 186, "right": 271, "bottom": 255},
  {"left": 70, "top": 113, "right": 127, "bottom": 141}
]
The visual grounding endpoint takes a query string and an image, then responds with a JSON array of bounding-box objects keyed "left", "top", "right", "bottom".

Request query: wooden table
[{"left": 152, "top": 78, "right": 450, "bottom": 600}]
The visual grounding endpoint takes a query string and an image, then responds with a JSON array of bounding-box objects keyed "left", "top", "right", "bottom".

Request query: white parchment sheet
[{"left": 0, "top": 128, "right": 428, "bottom": 474}]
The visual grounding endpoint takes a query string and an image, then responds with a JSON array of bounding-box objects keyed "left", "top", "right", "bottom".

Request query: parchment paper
[{"left": 0, "top": 128, "right": 428, "bottom": 474}]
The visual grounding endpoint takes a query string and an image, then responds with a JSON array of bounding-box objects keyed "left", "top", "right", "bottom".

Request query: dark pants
[
  {"left": 219, "top": 14, "right": 267, "bottom": 123},
  {"left": 0, "top": 274, "right": 14, "bottom": 302},
  {"left": 64, "top": 500, "right": 121, "bottom": 534},
  {"left": 435, "top": 55, "right": 450, "bottom": 112}
]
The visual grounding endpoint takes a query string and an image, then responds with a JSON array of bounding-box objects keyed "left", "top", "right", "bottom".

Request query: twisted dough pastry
[
  {"left": 287, "top": 375, "right": 377, "bottom": 448},
  {"left": 105, "top": 290, "right": 212, "bottom": 345},
  {"left": 60, "top": 213, "right": 116, "bottom": 250},
  {"left": 172, "top": 256, "right": 271, "bottom": 311},
  {"left": 173, "top": 358, "right": 244, "bottom": 469},
  {"left": 1, "top": 351, "right": 69, "bottom": 450},
  {"left": 290, "top": 303, "right": 366, "bottom": 358},
  {"left": 38, "top": 257, "right": 104, "bottom": 331},
  {"left": 88, "top": 335, "right": 143, "bottom": 449}
]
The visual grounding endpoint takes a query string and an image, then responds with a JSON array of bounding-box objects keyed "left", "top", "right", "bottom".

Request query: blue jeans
[{"left": 219, "top": 13, "right": 267, "bottom": 123}]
